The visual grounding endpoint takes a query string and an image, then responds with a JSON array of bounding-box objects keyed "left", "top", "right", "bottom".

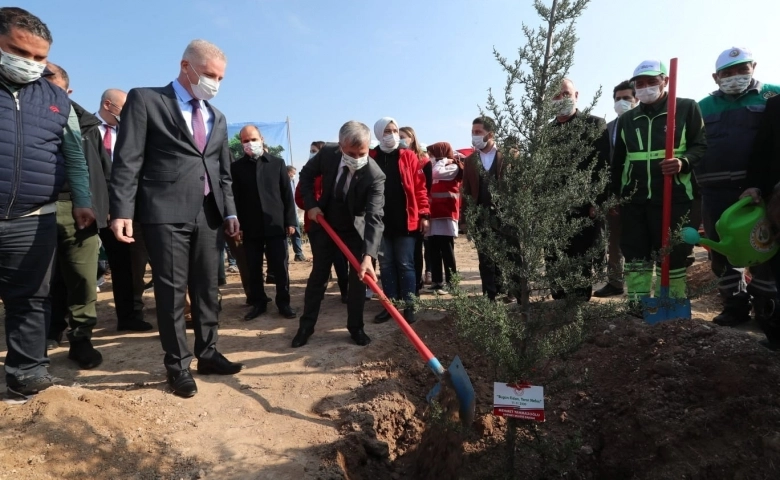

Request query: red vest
[{"left": 430, "top": 176, "right": 461, "bottom": 220}]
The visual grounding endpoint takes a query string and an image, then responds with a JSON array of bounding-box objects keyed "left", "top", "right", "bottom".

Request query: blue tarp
[{"left": 227, "top": 121, "right": 290, "bottom": 164}]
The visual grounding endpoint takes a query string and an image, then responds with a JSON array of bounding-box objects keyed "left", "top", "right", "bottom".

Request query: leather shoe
[
  {"left": 291, "top": 327, "right": 314, "bottom": 348},
  {"left": 403, "top": 308, "right": 416, "bottom": 325},
  {"left": 117, "top": 319, "right": 154, "bottom": 332},
  {"left": 279, "top": 305, "right": 297, "bottom": 319},
  {"left": 341, "top": 294, "right": 348, "bottom": 304},
  {"left": 244, "top": 303, "right": 267, "bottom": 321},
  {"left": 349, "top": 328, "right": 372, "bottom": 346},
  {"left": 167, "top": 369, "right": 197, "bottom": 398},
  {"left": 593, "top": 284, "right": 624, "bottom": 298},
  {"left": 68, "top": 339, "right": 103, "bottom": 369},
  {"left": 197, "top": 352, "right": 244, "bottom": 375},
  {"left": 374, "top": 310, "right": 391, "bottom": 323}
]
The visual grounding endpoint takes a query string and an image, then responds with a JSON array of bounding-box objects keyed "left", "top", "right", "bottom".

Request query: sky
[{"left": 23, "top": 0, "right": 780, "bottom": 166}]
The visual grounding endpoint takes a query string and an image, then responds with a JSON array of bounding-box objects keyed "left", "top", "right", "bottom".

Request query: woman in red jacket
[
  {"left": 371, "top": 117, "right": 430, "bottom": 325},
  {"left": 400, "top": 126, "right": 433, "bottom": 296},
  {"left": 295, "top": 141, "right": 349, "bottom": 303},
  {"left": 424, "top": 142, "right": 463, "bottom": 294}
]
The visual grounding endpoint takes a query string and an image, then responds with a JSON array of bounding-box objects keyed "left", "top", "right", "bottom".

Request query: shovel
[
  {"left": 642, "top": 57, "right": 692, "bottom": 324},
  {"left": 317, "top": 215, "right": 476, "bottom": 425}
]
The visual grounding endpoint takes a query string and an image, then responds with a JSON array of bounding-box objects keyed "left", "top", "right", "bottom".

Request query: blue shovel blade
[
  {"left": 642, "top": 294, "right": 692, "bottom": 325},
  {"left": 426, "top": 355, "right": 476, "bottom": 426}
]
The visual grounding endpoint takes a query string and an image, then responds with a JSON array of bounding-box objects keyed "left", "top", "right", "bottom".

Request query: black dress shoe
[
  {"left": 244, "top": 303, "right": 267, "bottom": 321},
  {"left": 167, "top": 369, "right": 197, "bottom": 398},
  {"left": 341, "top": 294, "right": 348, "bottom": 304},
  {"left": 68, "top": 339, "right": 103, "bottom": 369},
  {"left": 349, "top": 329, "right": 372, "bottom": 346},
  {"left": 266, "top": 274, "right": 276, "bottom": 285},
  {"left": 593, "top": 284, "right": 624, "bottom": 298},
  {"left": 291, "top": 327, "right": 314, "bottom": 348},
  {"left": 403, "top": 308, "right": 416, "bottom": 325},
  {"left": 374, "top": 310, "right": 391, "bottom": 323},
  {"left": 197, "top": 352, "right": 244, "bottom": 375},
  {"left": 117, "top": 319, "right": 154, "bottom": 332},
  {"left": 279, "top": 305, "right": 297, "bottom": 319}
]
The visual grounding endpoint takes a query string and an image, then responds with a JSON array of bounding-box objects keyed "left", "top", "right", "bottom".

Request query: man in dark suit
[
  {"left": 293, "top": 121, "right": 385, "bottom": 348},
  {"left": 109, "top": 39, "right": 243, "bottom": 398},
  {"left": 231, "top": 125, "right": 297, "bottom": 320}
]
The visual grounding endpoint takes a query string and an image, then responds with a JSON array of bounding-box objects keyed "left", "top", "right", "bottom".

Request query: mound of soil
[
  {"left": 316, "top": 312, "right": 780, "bottom": 479},
  {"left": 0, "top": 387, "right": 197, "bottom": 480}
]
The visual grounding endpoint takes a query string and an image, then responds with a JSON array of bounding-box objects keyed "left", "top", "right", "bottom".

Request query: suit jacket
[
  {"left": 109, "top": 83, "right": 236, "bottom": 224},
  {"left": 605, "top": 118, "right": 618, "bottom": 163},
  {"left": 299, "top": 145, "right": 385, "bottom": 259},
  {"left": 461, "top": 148, "right": 504, "bottom": 205},
  {"left": 230, "top": 152, "right": 296, "bottom": 238}
]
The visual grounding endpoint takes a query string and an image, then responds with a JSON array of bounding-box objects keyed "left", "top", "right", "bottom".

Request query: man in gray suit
[
  {"left": 594, "top": 80, "right": 637, "bottom": 298},
  {"left": 293, "top": 121, "right": 385, "bottom": 348},
  {"left": 109, "top": 39, "right": 242, "bottom": 398}
]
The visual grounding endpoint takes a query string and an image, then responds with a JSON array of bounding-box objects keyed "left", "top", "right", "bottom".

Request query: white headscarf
[{"left": 373, "top": 117, "right": 399, "bottom": 153}]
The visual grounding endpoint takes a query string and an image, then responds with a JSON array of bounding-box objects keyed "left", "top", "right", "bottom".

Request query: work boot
[
  {"left": 712, "top": 294, "right": 751, "bottom": 327},
  {"left": 756, "top": 310, "right": 780, "bottom": 351},
  {"left": 68, "top": 339, "right": 103, "bottom": 369}
]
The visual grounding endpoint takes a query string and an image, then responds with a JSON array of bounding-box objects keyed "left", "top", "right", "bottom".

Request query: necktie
[
  {"left": 103, "top": 125, "right": 113, "bottom": 158},
  {"left": 189, "top": 99, "right": 210, "bottom": 196},
  {"left": 335, "top": 166, "right": 349, "bottom": 200}
]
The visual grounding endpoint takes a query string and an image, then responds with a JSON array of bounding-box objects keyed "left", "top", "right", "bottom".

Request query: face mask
[
  {"left": 309, "top": 151, "right": 317, "bottom": 159},
  {"left": 472, "top": 134, "right": 488, "bottom": 150},
  {"left": 380, "top": 133, "right": 400, "bottom": 152},
  {"left": 614, "top": 99, "right": 635, "bottom": 116},
  {"left": 0, "top": 48, "right": 46, "bottom": 84},
  {"left": 243, "top": 141, "right": 264, "bottom": 158},
  {"left": 636, "top": 85, "right": 662, "bottom": 104},
  {"left": 188, "top": 63, "right": 220, "bottom": 101},
  {"left": 552, "top": 97, "right": 576, "bottom": 117},
  {"left": 399, "top": 138, "right": 409, "bottom": 149},
  {"left": 718, "top": 74, "right": 752, "bottom": 95},
  {"left": 342, "top": 152, "right": 369, "bottom": 172}
]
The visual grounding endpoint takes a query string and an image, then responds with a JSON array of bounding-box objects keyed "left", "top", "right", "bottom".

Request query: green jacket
[{"left": 611, "top": 95, "right": 707, "bottom": 204}]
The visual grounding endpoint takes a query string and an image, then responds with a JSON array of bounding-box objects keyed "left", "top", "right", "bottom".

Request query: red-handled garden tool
[
  {"left": 317, "top": 214, "right": 476, "bottom": 425},
  {"left": 642, "top": 57, "right": 692, "bottom": 324}
]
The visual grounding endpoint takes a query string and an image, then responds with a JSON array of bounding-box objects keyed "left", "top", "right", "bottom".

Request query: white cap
[
  {"left": 631, "top": 60, "right": 668, "bottom": 79},
  {"left": 715, "top": 47, "right": 754, "bottom": 72}
]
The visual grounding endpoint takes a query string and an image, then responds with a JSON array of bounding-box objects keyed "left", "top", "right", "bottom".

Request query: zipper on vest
[{"left": 5, "top": 91, "right": 22, "bottom": 219}]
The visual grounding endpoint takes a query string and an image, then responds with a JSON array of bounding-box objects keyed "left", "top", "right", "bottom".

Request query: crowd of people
[{"left": 2, "top": 6, "right": 780, "bottom": 402}]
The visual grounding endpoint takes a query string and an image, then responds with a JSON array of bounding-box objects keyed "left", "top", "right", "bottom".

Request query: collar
[
  {"left": 478, "top": 143, "right": 497, "bottom": 156},
  {"left": 709, "top": 78, "right": 762, "bottom": 98},
  {"left": 638, "top": 93, "right": 669, "bottom": 114},
  {"left": 172, "top": 78, "right": 197, "bottom": 105},
  {"left": 95, "top": 111, "right": 114, "bottom": 128},
  {"left": 245, "top": 153, "right": 267, "bottom": 163}
]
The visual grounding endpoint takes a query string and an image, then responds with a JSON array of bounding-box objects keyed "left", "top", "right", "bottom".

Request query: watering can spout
[{"left": 681, "top": 228, "right": 722, "bottom": 253}]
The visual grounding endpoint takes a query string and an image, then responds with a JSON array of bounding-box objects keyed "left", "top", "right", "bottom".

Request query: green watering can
[{"left": 681, "top": 197, "right": 779, "bottom": 268}]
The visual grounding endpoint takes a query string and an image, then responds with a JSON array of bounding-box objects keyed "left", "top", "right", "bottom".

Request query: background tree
[{"left": 228, "top": 132, "right": 285, "bottom": 160}]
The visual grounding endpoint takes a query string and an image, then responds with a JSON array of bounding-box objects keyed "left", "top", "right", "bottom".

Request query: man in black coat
[
  {"left": 231, "top": 125, "right": 297, "bottom": 320},
  {"left": 293, "top": 121, "right": 385, "bottom": 348}
]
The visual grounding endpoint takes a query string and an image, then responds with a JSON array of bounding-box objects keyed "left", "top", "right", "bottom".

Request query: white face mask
[
  {"left": 188, "top": 63, "right": 220, "bottom": 101},
  {"left": 472, "top": 134, "right": 488, "bottom": 150},
  {"left": 399, "top": 138, "right": 409, "bottom": 149},
  {"left": 552, "top": 97, "right": 576, "bottom": 117},
  {"left": 380, "top": 133, "right": 400, "bottom": 153},
  {"left": 0, "top": 48, "right": 46, "bottom": 84},
  {"left": 243, "top": 141, "right": 264, "bottom": 158},
  {"left": 636, "top": 85, "right": 663, "bottom": 104},
  {"left": 342, "top": 152, "right": 369, "bottom": 172},
  {"left": 309, "top": 151, "right": 317, "bottom": 159},
  {"left": 614, "top": 99, "right": 636, "bottom": 116},
  {"left": 718, "top": 74, "right": 752, "bottom": 95}
]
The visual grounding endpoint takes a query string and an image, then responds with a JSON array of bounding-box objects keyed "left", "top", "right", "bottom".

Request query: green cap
[{"left": 631, "top": 60, "right": 668, "bottom": 79}]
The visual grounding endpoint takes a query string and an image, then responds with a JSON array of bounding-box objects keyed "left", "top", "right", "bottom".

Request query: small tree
[
  {"left": 422, "top": 0, "right": 621, "bottom": 475},
  {"left": 228, "top": 132, "right": 285, "bottom": 160}
]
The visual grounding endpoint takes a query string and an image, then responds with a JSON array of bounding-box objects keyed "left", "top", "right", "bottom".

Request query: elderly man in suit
[
  {"left": 109, "top": 39, "right": 243, "bottom": 398},
  {"left": 231, "top": 125, "right": 297, "bottom": 321},
  {"left": 293, "top": 121, "right": 385, "bottom": 348}
]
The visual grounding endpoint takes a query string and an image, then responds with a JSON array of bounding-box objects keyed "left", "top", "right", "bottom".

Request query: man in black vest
[
  {"left": 231, "top": 125, "right": 297, "bottom": 320},
  {"left": 0, "top": 7, "right": 95, "bottom": 401},
  {"left": 293, "top": 121, "right": 385, "bottom": 348}
]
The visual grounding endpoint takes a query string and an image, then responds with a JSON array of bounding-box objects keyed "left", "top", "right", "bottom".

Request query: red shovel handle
[
  {"left": 660, "top": 58, "right": 678, "bottom": 290},
  {"left": 316, "top": 215, "right": 439, "bottom": 368}
]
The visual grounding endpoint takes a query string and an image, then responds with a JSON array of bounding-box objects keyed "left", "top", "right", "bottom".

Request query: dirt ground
[{"left": 1, "top": 239, "right": 778, "bottom": 479}]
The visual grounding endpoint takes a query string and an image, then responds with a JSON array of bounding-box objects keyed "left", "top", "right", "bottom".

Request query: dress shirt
[
  {"left": 171, "top": 79, "right": 214, "bottom": 141},
  {"left": 478, "top": 144, "right": 497, "bottom": 171},
  {"left": 334, "top": 159, "right": 355, "bottom": 195},
  {"left": 96, "top": 111, "right": 117, "bottom": 159}
]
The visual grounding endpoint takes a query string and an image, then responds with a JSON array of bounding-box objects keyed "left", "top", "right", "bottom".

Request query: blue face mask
[
  {"left": 309, "top": 152, "right": 317, "bottom": 159},
  {"left": 399, "top": 138, "right": 409, "bottom": 149}
]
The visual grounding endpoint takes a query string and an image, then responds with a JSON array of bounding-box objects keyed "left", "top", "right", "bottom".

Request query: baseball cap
[
  {"left": 631, "top": 60, "right": 668, "bottom": 79},
  {"left": 715, "top": 47, "right": 754, "bottom": 72}
]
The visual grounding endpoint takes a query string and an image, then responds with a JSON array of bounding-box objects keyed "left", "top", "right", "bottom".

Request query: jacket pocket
[{"left": 142, "top": 170, "right": 179, "bottom": 182}]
